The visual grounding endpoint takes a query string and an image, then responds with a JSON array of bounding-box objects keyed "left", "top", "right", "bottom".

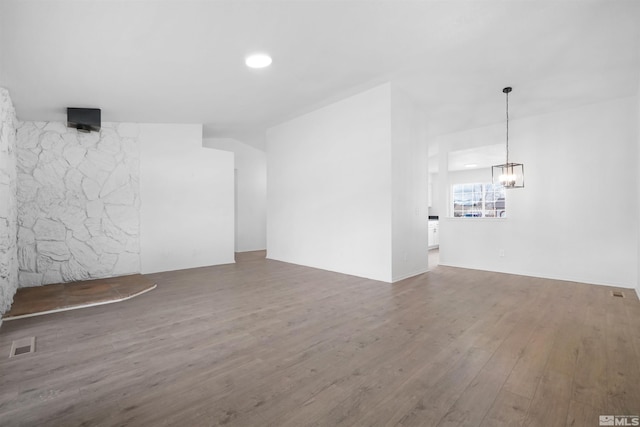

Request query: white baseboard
[{"left": 392, "top": 267, "right": 430, "bottom": 283}]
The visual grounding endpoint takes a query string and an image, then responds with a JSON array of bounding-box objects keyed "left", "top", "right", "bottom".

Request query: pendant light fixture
[{"left": 492, "top": 87, "right": 524, "bottom": 188}]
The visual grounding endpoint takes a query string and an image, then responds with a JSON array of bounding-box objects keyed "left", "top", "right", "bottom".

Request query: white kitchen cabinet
[{"left": 428, "top": 220, "right": 439, "bottom": 249}]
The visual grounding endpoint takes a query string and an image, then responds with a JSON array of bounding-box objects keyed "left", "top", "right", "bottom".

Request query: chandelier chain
[{"left": 505, "top": 90, "right": 509, "bottom": 165}]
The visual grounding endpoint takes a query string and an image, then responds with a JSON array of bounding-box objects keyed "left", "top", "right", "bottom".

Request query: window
[{"left": 452, "top": 183, "right": 506, "bottom": 218}]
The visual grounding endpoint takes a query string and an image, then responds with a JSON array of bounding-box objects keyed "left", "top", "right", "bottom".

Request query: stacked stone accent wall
[
  {"left": 0, "top": 89, "right": 19, "bottom": 316},
  {"left": 16, "top": 122, "right": 141, "bottom": 286}
]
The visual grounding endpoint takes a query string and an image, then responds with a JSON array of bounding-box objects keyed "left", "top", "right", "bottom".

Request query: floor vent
[
  {"left": 612, "top": 291, "right": 625, "bottom": 298},
  {"left": 9, "top": 337, "right": 36, "bottom": 358}
]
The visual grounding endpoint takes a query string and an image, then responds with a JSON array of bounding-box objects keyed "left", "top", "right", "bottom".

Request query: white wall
[
  {"left": 448, "top": 168, "right": 492, "bottom": 187},
  {"left": 437, "top": 97, "right": 638, "bottom": 289},
  {"left": 267, "top": 84, "right": 393, "bottom": 282},
  {"left": 203, "top": 137, "right": 266, "bottom": 252},
  {"left": 15, "top": 121, "right": 141, "bottom": 286},
  {"left": 11, "top": 121, "right": 235, "bottom": 282},
  {"left": 428, "top": 173, "right": 440, "bottom": 217},
  {"left": 0, "top": 88, "right": 18, "bottom": 320},
  {"left": 390, "top": 86, "right": 429, "bottom": 281},
  {"left": 637, "top": 85, "right": 640, "bottom": 299},
  {"left": 267, "top": 83, "right": 430, "bottom": 283},
  {"left": 0, "top": 0, "right": 5, "bottom": 88},
  {"left": 139, "top": 124, "right": 235, "bottom": 274}
]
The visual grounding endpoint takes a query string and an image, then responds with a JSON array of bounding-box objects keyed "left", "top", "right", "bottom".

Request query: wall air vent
[{"left": 67, "top": 107, "right": 101, "bottom": 133}]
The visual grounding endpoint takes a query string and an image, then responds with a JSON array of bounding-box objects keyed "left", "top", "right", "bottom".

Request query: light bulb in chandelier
[{"left": 499, "top": 173, "right": 517, "bottom": 187}]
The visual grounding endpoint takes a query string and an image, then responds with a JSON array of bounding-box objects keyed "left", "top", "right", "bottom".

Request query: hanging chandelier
[{"left": 492, "top": 87, "right": 524, "bottom": 188}]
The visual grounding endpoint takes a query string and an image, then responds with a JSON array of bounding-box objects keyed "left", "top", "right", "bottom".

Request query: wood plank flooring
[
  {"left": 0, "top": 251, "right": 639, "bottom": 426},
  {"left": 3, "top": 274, "right": 156, "bottom": 320}
]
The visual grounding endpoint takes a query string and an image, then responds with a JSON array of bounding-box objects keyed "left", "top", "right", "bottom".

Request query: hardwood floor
[
  {"left": 0, "top": 252, "right": 639, "bottom": 426},
  {"left": 3, "top": 274, "right": 156, "bottom": 320}
]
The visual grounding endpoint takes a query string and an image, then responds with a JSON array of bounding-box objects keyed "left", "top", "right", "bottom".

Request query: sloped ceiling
[{"left": 1, "top": 0, "right": 639, "bottom": 149}]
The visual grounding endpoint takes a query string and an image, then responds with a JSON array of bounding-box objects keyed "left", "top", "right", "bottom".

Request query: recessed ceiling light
[
  {"left": 245, "top": 53, "right": 272, "bottom": 69},
  {"left": 464, "top": 163, "right": 477, "bottom": 168}
]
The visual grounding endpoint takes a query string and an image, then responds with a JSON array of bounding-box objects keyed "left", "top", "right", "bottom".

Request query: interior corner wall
[
  {"left": 0, "top": 88, "right": 18, "bottom": 320},
  {"left": 637, "top": 87, "right": 640, "bottom": 300},
  {"left": 428, "top": 173, "right": 440, "bottom": 216},
  {"left": 139, "top": 124, "right": 235, "bottom": 274},
  {"left": 438, "top": 96, "right": 638, "bottom": 289},
  {"left": 202, "top": 137, "right": 266, "bottom": 252},
  {"left": 266, "top": 83, "right": 393, "bottom": 282},
  {"left": 390, "top": 86, "right": 429, "bottom": 281}
]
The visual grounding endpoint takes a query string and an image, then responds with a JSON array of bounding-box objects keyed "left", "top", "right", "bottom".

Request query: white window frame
[{"left": 451, "top": 182, "right": 506, "bottom": 218}]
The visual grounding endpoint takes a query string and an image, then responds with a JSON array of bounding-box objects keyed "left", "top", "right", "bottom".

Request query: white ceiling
[{"left": 1, "top": 1, "right": 639, "bottom": 150}]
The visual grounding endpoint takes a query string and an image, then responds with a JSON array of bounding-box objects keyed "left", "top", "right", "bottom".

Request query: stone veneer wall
[
  {"left": 16, "top": 121, "right": 141, "bottom": 286},
  {"left": 0, "top": 88, "right": 19, "bottom": 317}
]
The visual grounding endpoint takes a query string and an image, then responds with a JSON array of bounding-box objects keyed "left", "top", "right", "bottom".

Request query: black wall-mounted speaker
[{"left": 67, "top": 108, "right": 101, "bottom": 132}]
